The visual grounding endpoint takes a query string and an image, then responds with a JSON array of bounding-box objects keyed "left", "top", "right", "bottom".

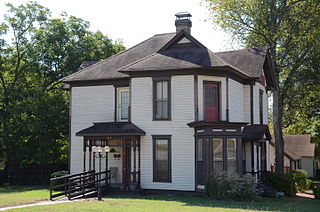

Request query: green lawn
[
  {"left": 6, "top": 194, "right": 320, "bottom": 212},
  {"left": 0, "top": 186, "right": 49, "bottom": 208}
]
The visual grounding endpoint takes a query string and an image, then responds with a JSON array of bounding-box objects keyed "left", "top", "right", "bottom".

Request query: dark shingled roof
[
  {"left": 269, "top": 140, "right": 302, "bottom": 161},
  {"left": 60, "top": 31, "right": 275, "bottom": 89},
  {"left": 76, "top": 122, "right": 146, "bottom": 136},
  {"left": 242, "top": 125, "right": 271, "bottom": 141},
  {"left": 60, "top": 33, "right": 176, "bottom": 82}
]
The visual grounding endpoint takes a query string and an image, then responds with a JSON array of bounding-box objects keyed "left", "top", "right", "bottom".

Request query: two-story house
[{"left": 60, "top": 12, "right": 276, "bottom": 192}]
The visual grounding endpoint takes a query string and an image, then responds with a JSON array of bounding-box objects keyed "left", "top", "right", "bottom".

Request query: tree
[
  {"left": 204, "top": 0, "right": 320, "bottom": 173},
  {"left": 0, "top": 2, "right": 125, "bottom": 184}
]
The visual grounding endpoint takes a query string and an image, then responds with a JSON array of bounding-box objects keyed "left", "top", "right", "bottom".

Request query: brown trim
[
  {"left": 152, "top": 77, "right": 171, "bottom": 121},
  {"left": 259, "top": 89, "right": 264, "bottom": 125},
  {"left": 122, "top": 67, "right": 251, "bottom": 84},
  {"left": 187, "top": 121, "right": 248, "bottom": 128},
  {"left": 226, "top": 77, "right": 229, "bottom": 121},
  {"left": 250, "top": 83, "right": 254, "bottom": 124},
  {"left": 65, "top": 78, "right": 129, "bottom": 88},
  {"left": 203, "top": 81, "right": 221, "bottom": 122},
  {"left": 114, "top": 86, "right": 117, "bottom": 122},
  {"left": 129, "top": 77, "right": 132, "bottom": 122},
  {"left": 152, "top": 135, "right": 172, "bottom": 183},
  {"left": 83, "top": 138, "right": 86, "bottom": 172},
  {"left": 194, "top": 74, "right": 199, "bottom": 121},
  {"left": 68, "top": 88, "right": 72, "bottom": 174}
]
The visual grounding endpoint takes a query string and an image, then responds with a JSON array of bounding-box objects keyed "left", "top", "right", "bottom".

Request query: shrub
[
  {"left": 207, "top": 171, "right": 260, "bottom": 201},
  {"left": 292, "top": 169, "right": 309, "bottom": 192},
  {"left": 268, "top": 172, "right": 296, "bottom": 197},
  {"left": 50, "top": 171, "right": 68, "bottom": 191},
  {"left": 312, "top": 182, "right": 320, "bottom": 199}
]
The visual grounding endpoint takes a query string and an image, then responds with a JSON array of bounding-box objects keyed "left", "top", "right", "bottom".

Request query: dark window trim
[
  {"left": 153, "top": 77, "right": 171, "bottom": 121},
  {"left": 259, "top": 89, "right": 264, "bottom": 124},
  {"left": 152, "top": 135, "right": 172, "bottom": 183},
  {"left": 203, "top": 81, "right": 221, "bottom": 121}
]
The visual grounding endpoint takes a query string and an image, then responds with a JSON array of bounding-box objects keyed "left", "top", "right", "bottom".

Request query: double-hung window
[
  {"left": 153, "top": 78, "right": 171, "bottom": 120},
  {"left": 153, "top": 135, "right": 171, "bottom": 182}
]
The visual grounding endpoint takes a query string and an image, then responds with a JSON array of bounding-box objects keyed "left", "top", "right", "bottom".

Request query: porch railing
[{"left": 49, "top": 170, "right": 110, "bottom": 200}]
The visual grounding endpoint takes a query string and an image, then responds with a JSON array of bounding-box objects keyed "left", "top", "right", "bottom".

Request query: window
[
  {"left": 153, "top": 135, "right": 171, "bottom": 182},
  {"left": 153, "top": 79, "right": 171, "bottom": 120},
  {"left": 117, "top": 87, "right": 129, "bottom": 121},
  {"left": 213, "top": 138, "right": 223, "bottom": 172},
  {"left": 197, "top": 139, "right": 203, "bottom": 161},
  {"left": 205, "top": 87, "right": 217, "bottom": 106},
  {"left": 227, "top": 138, "right": 237, "bottom": 173},
  {"left": 259, "top": 90, "right": 263, "bottom": 124}
]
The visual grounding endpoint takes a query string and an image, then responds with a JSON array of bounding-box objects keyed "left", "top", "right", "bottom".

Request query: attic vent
[{"left": 177, "top": 37, "right": 192, "bottom": 44}]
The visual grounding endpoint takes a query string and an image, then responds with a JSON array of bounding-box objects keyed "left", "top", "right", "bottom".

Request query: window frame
[
  {"left": 153, "top": 77, "right": 171, "bottom": 121},
  {"left": 259, "top": 89, "right": 264, "bottom": 124},
  {"left": 152, "top": 135, "right": 172, "bottom": 183}
]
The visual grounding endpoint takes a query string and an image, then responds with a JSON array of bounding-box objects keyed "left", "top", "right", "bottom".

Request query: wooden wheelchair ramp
[{"left": 49, "top": 170, "right": 110, "bottom": 200}]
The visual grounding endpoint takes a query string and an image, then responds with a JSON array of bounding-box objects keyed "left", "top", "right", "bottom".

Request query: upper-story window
[
  {"left": 153, "top": 78, "right": 171, "bottom": 120},
  {"left": 259, "top": 89, "right": 263, "bottom": 124},
  {"left": 204, "top": 82, "right": 220, "bottom": 121},
  {"left": 117, "top": 87, "right": 129, "bottom": 121}
]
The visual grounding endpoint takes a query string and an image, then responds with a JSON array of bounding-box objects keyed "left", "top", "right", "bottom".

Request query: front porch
[{"left": 76, "top": 122, "right": 146, "bottom": 191}]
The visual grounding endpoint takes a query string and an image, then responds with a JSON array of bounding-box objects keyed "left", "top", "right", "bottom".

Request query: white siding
[
  {"left": 70, "top": 85, "right": 115, "bottom": 174},
  {"left": 131, "top": 75, "right": 195, "bottom": 191},
  {"left": 198, "top": 76, "right": 226, "bottom": 121},
  {"left": 229, "top": 79, "right": 244, "bottom": 122},
  {"left": 243, "top": 85, "right": 251, "bottom": 123}
]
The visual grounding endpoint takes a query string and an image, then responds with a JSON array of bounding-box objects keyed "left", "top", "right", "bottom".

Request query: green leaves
[{"left": 0, "top": 2, "right": 125, "bottom": 184}]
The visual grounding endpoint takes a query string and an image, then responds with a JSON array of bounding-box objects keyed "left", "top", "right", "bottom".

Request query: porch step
[{"left": 259, "top": 183, "right": 277, "bottom": 197}]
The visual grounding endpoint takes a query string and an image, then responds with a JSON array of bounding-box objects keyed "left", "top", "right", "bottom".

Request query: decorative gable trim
[{"left": 158, "top": 30, "right": 206, "bottom": 52}]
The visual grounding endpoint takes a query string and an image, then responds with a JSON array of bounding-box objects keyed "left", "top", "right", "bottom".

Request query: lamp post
[{"left": 92, "top": 146, "right": 110, "bottom": 201}]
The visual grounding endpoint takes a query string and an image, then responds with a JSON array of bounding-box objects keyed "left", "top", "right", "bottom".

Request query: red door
[{"left": 204, "top": 83, "right": 219, "bottom": 121}]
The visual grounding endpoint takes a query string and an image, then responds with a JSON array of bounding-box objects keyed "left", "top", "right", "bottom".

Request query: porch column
[
  {"left": 138, "top": 137, "right": 141, "bottom": 188},
  {"left": 83, "top": 138, "right": 87, "bottom": 172},
  {"left": 133, "top": 138, "right": 137, "bottom": 184},
  {"left": 89, "top": 140, "right": 92, "bottom": 170},
  {"left": 105, "top": 139, "right": 109, "bottom": 185}
]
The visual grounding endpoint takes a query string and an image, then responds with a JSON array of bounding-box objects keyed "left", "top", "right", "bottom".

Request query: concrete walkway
[{"left": 0, "top": 199, "right": 82, "bottom": 211}]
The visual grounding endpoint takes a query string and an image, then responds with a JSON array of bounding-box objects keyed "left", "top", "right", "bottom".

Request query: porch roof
[
  {"left": 242, "top": 124, "right": 271, "bottom": 141},
  {"left": 76, "top": 122, "right": 146, "bottom": 137}
]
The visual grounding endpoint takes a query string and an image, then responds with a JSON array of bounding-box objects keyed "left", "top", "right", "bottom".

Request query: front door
[{"left": 204, "top": 83, "right": 219, "bottom": 121}]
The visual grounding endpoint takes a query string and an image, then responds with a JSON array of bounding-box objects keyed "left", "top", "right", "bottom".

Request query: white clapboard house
[{"left": 60, "top": 13, "right": 276, "bottom": 192}]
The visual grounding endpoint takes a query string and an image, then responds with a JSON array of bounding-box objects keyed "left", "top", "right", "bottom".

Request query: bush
[
  {"left": 268, "top": 172, "right": 296, "bottom": 197},
  {"left": 50, "top": 171, "right": 68, "bottom": 191},
  {"left": 207, "top": 171, "right": 260, "bottom": 201},
  {"left": 312, "top": 182, "right": 320, "bottom": 199},
  {"left": 292, "top": 169, "right": 309, "bottom": 192}
]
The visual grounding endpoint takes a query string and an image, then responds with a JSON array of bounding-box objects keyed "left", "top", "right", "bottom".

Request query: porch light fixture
[{"left": 92, "top": 145, "right": 110, "bottom": 200}]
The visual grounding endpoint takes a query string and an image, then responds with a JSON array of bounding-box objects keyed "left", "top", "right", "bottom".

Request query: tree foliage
[
  {"left": 204, "top": 0, "right": 320, "bottom": 172},
  {"left": 0, "top": 2, "right": 125, "bottom": 184}
]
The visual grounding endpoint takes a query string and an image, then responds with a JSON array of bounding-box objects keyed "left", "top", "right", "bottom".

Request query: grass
[
  {"left": 6, "top": 194, "right": 320, "bottom": 212},
  {"left": 0, "top": 186, "right": 49, "bottom": 208}
]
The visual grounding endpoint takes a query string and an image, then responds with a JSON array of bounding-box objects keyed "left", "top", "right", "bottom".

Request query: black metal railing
[{"left": 49, "top": 170, "right": 110, "bottom": 200}]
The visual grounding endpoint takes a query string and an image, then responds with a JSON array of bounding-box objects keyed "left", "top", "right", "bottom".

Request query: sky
[{"left": 0, "top": 0, "right": 238, "bottom": 52}]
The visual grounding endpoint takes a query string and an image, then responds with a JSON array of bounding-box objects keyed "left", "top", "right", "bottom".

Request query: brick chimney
[{"left": 175, "top": 12, "right": 192, "bottom": 34}]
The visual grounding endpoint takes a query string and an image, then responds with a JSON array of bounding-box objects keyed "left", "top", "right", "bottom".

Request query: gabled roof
[
  {"left": 60, "top": 33, "right": 176, "bottom": 83},
  {"left": 284, "top": 135, "right": 314, "bottom": 157},
  {"left": 60, "top": 31, "right": 276, "bottom": 89},
  {"left": 242, "top": 124, "right": 272, "bottom": 141},
  {"left": 76, "top": 122, "right": 146, "bottom": 137},
  {"left": 269, "top": 140, "right": 302, "bottom": 161}
]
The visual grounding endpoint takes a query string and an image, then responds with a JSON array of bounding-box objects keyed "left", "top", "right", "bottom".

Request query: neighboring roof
[
  {"left": 269, "top": 140, "right": 302, "bottom": 161},
  {"left": 242, "top": 125, "right": 272, "bottom": 141},
  {"left": 76, "top": 122, "right": 146, "bottom": 136},
  {"left": 284, "top": 135, "right": 314, "bottom": 157},
  {"left": 60, "top": 31, "right": 275, "bottom": 89},
  {"left": 60, "top": 33, "right": 176, "bottom": 82}
]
